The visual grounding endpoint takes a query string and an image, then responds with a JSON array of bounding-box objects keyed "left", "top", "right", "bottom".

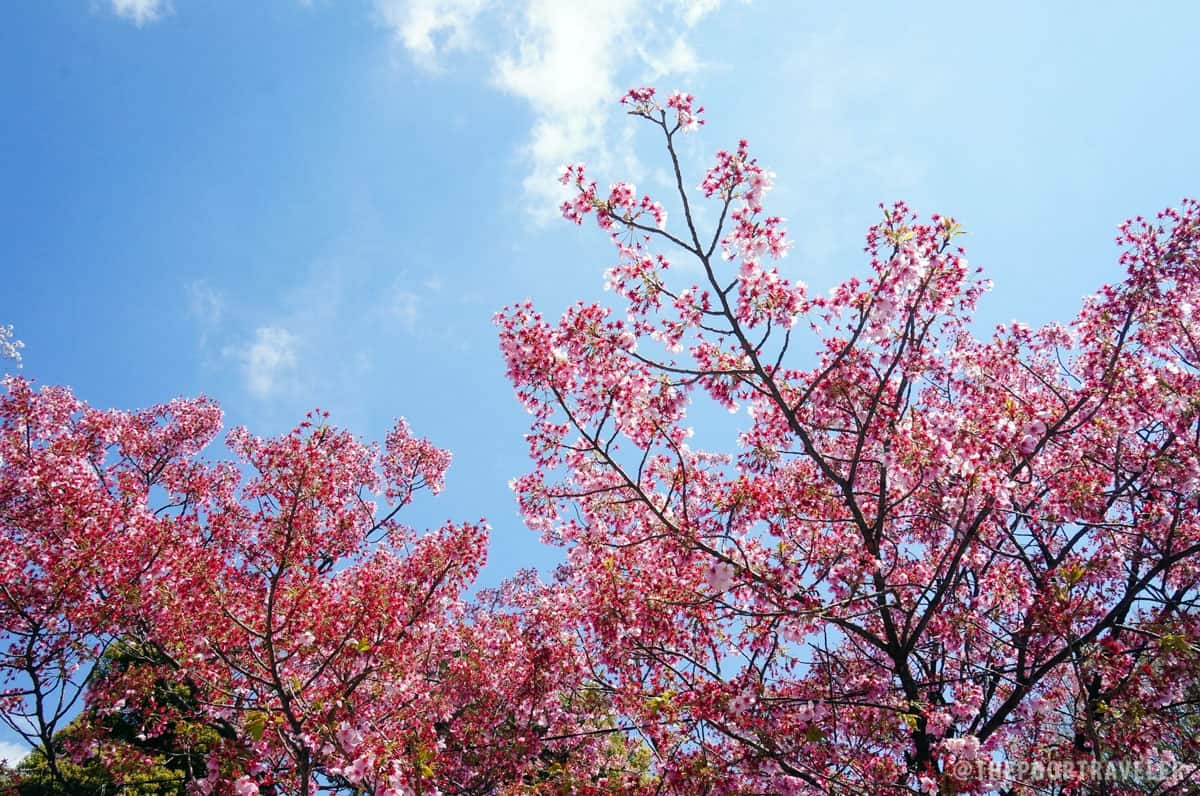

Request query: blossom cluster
[
  {"left": 498, "top": 88, "right": 1200, "bottom": 793},
  {"left": 0, "top": 324, "right": 22, "bottom": 366}
]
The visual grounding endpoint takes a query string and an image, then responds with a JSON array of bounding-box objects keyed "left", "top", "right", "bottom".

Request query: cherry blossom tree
[
  {"left": 497, "top": 88, "right": 1200, "bottom": 793},
  {"left": 0, "top": 381, "right": 608, "bottom": 795},
  {"left": 0, "top": 376, "right": 222, "bottom": 788},
  {"left": 124, "top": 412, "right": 600, "bottom": 796},
  {"left": 6, "top": 89, "right": 1200, "bottom": 796}
]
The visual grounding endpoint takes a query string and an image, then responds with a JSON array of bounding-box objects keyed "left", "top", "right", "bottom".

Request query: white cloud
[
  {"left": 0, "top": 740, "right": 27, "bottom": 767},
  {"left": 678, "top": 0, "right": 722, "bottom": 26},
  {"left": 225, "top": 326, "right": 298, "bottom": 398},
  {"left": 376, "top": 0, "right": 490, "bottom": 68},
  {"left": 110, "top": 0, "right": 167, "bottom": 26},
  {"left": 491, "top": 1, "right": 640, "bottom": 206},
  {"left": 377, "top": 0, "right": 729, "bottom": 212},
  {"left": 641, "top": 38, "right": 701, "bottom": 79},
  {"left": 202, "top": 200, "right": 441, "bottom": 412}
]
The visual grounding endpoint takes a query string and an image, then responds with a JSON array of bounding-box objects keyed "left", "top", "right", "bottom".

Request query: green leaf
[{"left": 245, "top": 712, "right": 266, "bottom": 742}]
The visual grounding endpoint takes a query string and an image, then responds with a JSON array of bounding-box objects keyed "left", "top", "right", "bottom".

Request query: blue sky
[{"left": 1, "top": 1, "right": 1198, "bottom": 759}]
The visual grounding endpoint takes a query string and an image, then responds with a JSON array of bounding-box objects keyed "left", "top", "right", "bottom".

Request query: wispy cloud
[
  {"left": 186, "top": 281, "right": 224, "bottom": 324},
  {"left": 99, "top": 0, "right": 732, "bottom": 208},
  {"left": 383, "top": 286, "right": 422, "bottom": 333},
  {"left": 224, "top": 326, "right": 299, "bottom": 399},
  {"left": 377, "top": 0, "right": 733, "bottom": 212},
  {"left": 192, "top": 194, "right": 444, "bottom": 409},
  {"left": 185, "top": 280, "right": 225, "bottom": 347},
  {"left": 377, "top": 0, "right": 489, "bottom": 68},
  {"left": 110, "top": 0, "right": 168, "bottom": 26}
]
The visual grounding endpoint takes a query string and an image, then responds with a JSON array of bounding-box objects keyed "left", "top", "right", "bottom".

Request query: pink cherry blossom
[
  {"left": 499, "top": 88, "right": 1200, "bottom": 793},
  {"left": 233, "top": 776, "right": 260, "bottom": 796}
]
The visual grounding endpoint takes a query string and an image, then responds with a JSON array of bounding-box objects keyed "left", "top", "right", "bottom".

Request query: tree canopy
[{"left": 3, "top": 89, "right": 1198, "bottom": 795}]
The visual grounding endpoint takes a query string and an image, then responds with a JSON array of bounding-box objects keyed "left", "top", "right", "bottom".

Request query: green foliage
[
  {"left": 3, "top": 723, "right": 184, "bottom": 795},
  {"left": 3, "top": 640, "right": 226, "bottom": 795}
]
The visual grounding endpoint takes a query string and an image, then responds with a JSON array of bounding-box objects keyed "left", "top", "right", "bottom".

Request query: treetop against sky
[
  {"left": 2, "top": 1, "right": 1200, "bottom": 791},
  {"left": 4, "top": 1, "right": 1197, "bottom": 583}
]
